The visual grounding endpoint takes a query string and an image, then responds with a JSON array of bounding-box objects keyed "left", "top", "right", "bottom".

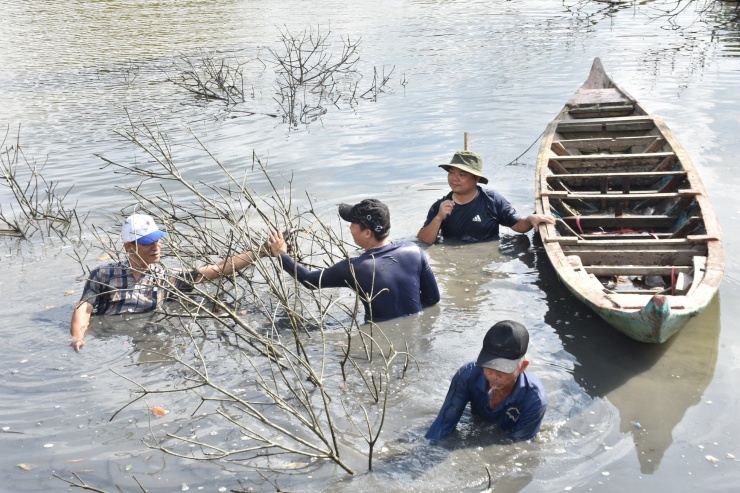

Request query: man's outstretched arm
[{"left": 70, "top": 301, "right": 94, "bottom": 352}]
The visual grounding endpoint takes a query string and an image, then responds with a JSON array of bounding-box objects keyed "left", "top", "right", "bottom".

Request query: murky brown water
[{"left": 2, "top": 1, "right": 740, "bottom": 492}]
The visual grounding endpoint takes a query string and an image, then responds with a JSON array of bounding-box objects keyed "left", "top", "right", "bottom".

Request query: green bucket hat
[{"left": 439, "top": 151, "right": 488, "bottom": 184}]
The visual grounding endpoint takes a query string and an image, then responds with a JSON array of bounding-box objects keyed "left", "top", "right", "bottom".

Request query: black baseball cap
[
  {"left": 338, "top": 199, "right": 391, "bottom": 235},
  {"left": 476, "top": 320, "right": 529, "bottom": 373}
]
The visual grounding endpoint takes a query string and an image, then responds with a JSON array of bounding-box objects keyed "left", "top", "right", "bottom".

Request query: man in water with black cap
[
  {"left": 267, "top": 199, "right": 440, "bottom": 322},
  {"left": 417, "top": 151, "right": 555, "bottom": 244},
  {"left": 426, "top": 320, "right": 547, "bottom": 441}
]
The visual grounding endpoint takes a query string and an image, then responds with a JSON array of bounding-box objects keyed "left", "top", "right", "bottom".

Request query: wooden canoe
[{"left": 534, "top": 57, "right": 723, "bottom": 343}]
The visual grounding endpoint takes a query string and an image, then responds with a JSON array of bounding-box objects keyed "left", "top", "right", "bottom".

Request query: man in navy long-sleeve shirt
[
  {"left": 267, "top": 199, "right": 440, "bottom": 322},
  {"left": 426, "top": 321, "right": 547, "bottom": 442}
]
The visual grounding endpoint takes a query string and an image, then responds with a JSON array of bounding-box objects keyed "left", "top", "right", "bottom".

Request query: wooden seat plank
[
  {"left": 569, "top": 88, "right": 633, "bottom": 106},
  {"left": 584, "top": 265, "right": 693, "bottom": 276},
  {"left": 606, "top": 288, "right": 669, "bottom": 295},
  {"left": 547, "top": 236, "right": 712, "bottom": 247},
  {"left": 543, "top": 190, "right": 699, "bottom": 200},
  {"left": 547, "top": 171, "right": 686, "bottom": 192},
  {"left": 558, "top": 115, "right": 653, "bottom": 125},
  {"left": 557, "top": 116, "right": 656, "bottom": 133},
  {"left": 561, "top": 214, "right": 678, "bottom": 228},
  {"left": 551, "top": 156, "right": 678, "bottom": 171},
  {"left": 559, "top": 247, "right": 708, "bottom": 266},
  {"left": 579, "top": 233, "right": 672, "bottom": 240},
  {"left": 569, "top": 105, "right": 636, "bottom": 119},
  {"left": 551, "top": 151, "right": 675, "bottom": 163},
  {"left": 556, "top": 136, "right": 665, "bottom": 152},
  {"left": 548, "top": 170, "right": 685, "bottom": 180}
]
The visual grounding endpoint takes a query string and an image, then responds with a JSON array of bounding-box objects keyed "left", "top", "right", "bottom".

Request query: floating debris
[
  {"left": 601, "top": 471, "right": 610, "bottom": 476},
  {"left": 43, "top": 443, "right": 53, "bottom": 448},
  {"left": 151, "top": 406, "right": 167, "bottom": 417},
  {"left": 64, "top": 290, "right": 74, "bottom": 296},
  {"left": 17, "top": 463, "right": 37, "bottom": 471},
  {"left": 705, "top": 455, "right": 719, "bottom": 464}
]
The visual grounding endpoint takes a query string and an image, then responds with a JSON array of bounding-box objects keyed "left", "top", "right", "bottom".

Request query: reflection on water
[
  {"left": 425, "top": 235, "right": 535, "bottom": 309},
  {"left": 535, "top": 240, "right": 721, "bottom": 474}
]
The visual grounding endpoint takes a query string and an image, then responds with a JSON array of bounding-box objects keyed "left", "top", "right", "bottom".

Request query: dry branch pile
[{"left": 52, "top": 115, "right": 416, "bottom": 490}]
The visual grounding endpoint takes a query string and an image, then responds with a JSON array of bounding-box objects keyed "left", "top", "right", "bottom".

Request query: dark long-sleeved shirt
[
  {"left": 426, "top": 361, "right": 547, "bottom": 441},
  {"left": 278, "top": 241, "right": 440, "bottom": 322}
]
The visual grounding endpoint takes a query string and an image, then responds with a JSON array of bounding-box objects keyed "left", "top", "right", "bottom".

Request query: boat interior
[{"left": 541, "top": 104, "right": 711, "bottom": 297}]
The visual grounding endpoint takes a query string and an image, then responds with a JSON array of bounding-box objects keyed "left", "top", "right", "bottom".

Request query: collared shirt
[
  {"left": 423, "top": 186, "right": 521, "bottom": 242},
  {"left": 79, "top": 260, "right": 198, "bottom": 315},
  {"left": 425, "top": 361, "right": 547, "bottom": 441},
  {"left": 278, "top": 241, "right": 440, "bottom": 322}
]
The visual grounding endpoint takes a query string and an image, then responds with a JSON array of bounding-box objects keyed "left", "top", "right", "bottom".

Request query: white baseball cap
[{"left": 121, "top": 214, "right": 167, "bottom": 245}]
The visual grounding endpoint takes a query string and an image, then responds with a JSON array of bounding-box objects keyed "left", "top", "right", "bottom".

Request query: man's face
[
  {"left": 127, "top": 240, "right": 162, "bottom": 266},
  {"left": 349, "top": 222, "right": 371, "bottom": 248},
  {"left": 482, "top": 359, "right": 528, "bottom": 393},
  {"left": 447, "top": 167, "right": 480, "bottom": 195}
]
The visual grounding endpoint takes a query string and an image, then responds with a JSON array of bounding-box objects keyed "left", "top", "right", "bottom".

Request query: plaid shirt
[{"left": 79, "top": 261, "right": 198, "bottom": 315}]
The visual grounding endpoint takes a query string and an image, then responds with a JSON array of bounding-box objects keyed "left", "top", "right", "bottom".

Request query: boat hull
[
  {"left": 567, "top": 290, "right": 698, "bottom": 343},
  {"left": 535, "top": 58, "right": 723, "bottom": 343}
]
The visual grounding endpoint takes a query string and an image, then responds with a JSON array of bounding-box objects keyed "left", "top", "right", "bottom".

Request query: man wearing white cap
[
  {"left": 425, "top": 320, "right": 547, "bottom": 441},
  {"left": 417, "top": 151, "right": 555, "bottom": 244},
  {"left": 69, "top": 213, "right": 261, "bottom": 352}
]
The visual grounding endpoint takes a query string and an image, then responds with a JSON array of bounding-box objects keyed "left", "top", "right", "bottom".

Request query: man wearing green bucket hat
[{"left": 417, "top": 151, "right": 554, "bottom": 244}]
